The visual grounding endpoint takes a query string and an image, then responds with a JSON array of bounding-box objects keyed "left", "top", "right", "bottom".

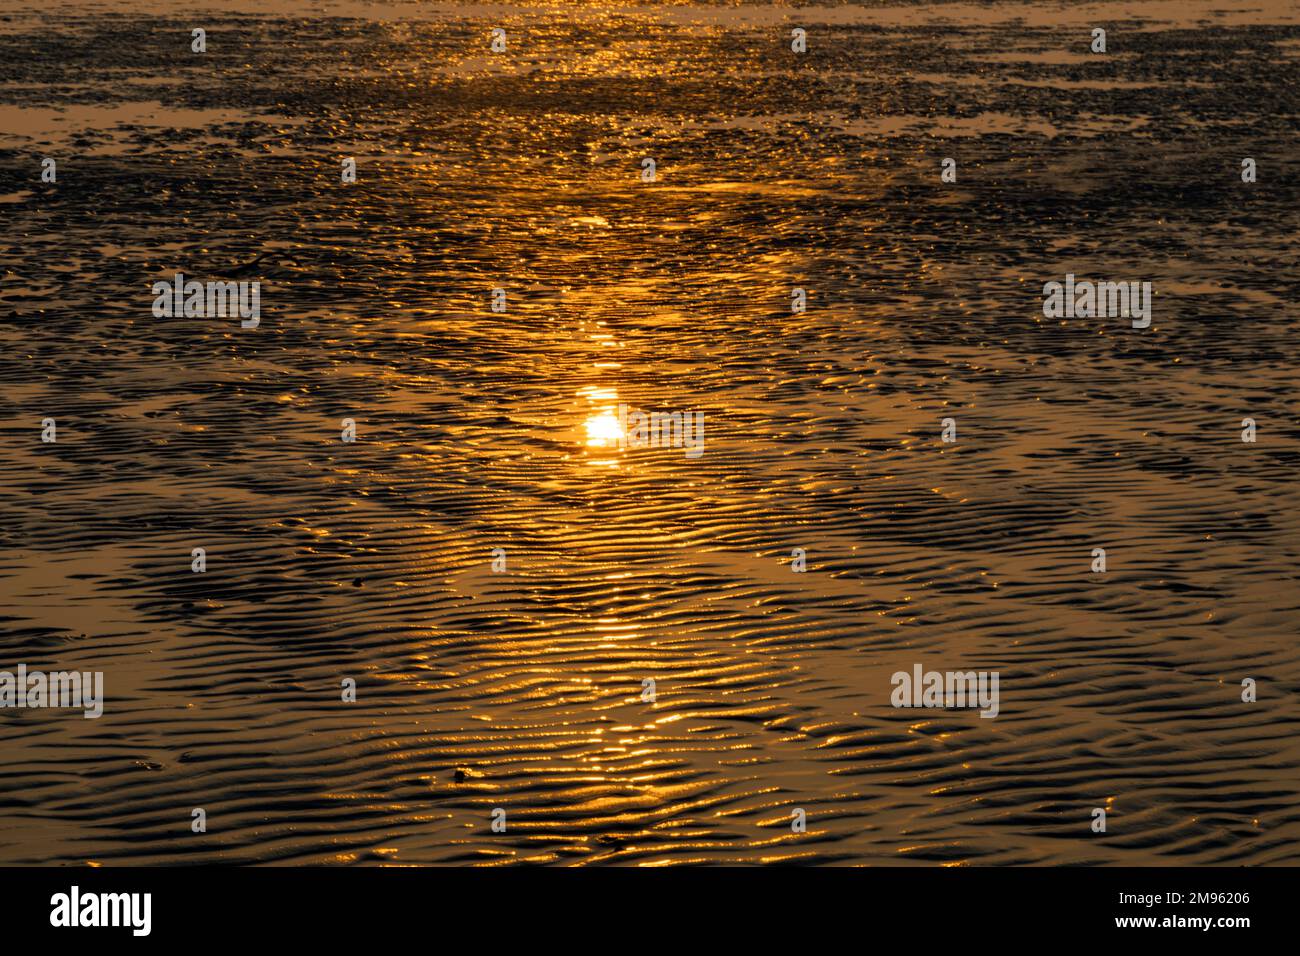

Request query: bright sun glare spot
[{"left": 585, "top": 410, "right": 624, "bottom": 448}]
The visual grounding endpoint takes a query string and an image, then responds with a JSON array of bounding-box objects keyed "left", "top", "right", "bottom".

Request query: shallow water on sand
[{"left": 2, "top": 1, "right": 1300, "bottom": 865}]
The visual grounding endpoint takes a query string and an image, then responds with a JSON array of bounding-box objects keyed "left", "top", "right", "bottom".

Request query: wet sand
[{"left": 1, "top": 1, "right": 1299, "bottom": 865}]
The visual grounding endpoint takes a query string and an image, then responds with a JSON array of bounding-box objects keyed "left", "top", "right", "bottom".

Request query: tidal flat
[{"left": 1, "top": 0, "right": 1299, "bottom": 865}]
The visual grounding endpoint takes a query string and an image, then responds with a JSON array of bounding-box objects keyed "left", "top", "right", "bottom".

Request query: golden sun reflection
[
  {"left": 584, "top": 409, "right": 624, "bottom": 448},
  {"left": 576, "top": 384, "right": 625, "bottom": 467}
]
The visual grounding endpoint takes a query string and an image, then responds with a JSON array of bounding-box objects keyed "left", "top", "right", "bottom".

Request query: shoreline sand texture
[{"left": 1, "top": 1, "right": 1298, "bottom": 865}]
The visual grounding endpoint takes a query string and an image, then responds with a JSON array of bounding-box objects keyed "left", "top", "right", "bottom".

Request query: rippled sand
[{"left": 2, "top": 0, "right": 1299, "bottom": 865}]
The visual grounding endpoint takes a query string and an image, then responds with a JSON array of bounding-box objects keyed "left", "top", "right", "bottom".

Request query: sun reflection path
[
  {"left": 584, "top": 408, "right": 624, "bottom": 448},
  {"left": 577, "top": 384, "right": 625, "bottom": 467}
]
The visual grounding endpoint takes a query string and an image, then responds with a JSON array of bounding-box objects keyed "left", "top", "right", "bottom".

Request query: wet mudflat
[{"left": 1, "top": 0, "right": 1299, "bottom": 865}]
